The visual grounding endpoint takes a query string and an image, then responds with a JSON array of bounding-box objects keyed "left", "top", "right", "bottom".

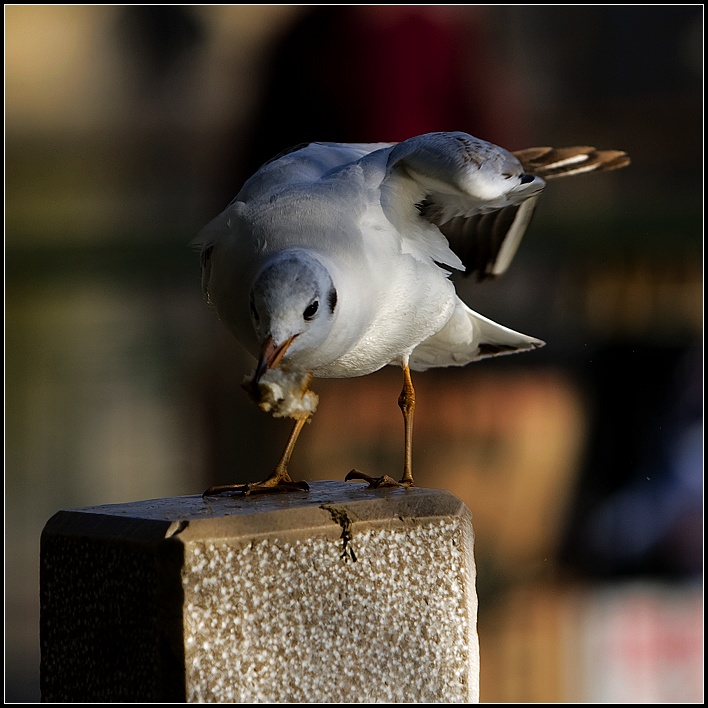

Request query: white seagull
[{"left": 197, "top": 131, "right": 629, "bottom": 494}]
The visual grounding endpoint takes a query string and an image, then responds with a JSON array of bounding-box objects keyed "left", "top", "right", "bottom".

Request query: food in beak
[{"left": 243, "top": 335, "right": 317, "bottom": 419}]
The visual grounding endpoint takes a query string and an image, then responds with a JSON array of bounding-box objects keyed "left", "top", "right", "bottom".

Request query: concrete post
[{"left": 40, "top": 481, "right": 479, "bottom": 702}]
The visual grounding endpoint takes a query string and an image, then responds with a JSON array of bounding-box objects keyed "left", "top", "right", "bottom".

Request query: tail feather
[{"left": 410, "top": 299, "right": 544, "bottom": 371}]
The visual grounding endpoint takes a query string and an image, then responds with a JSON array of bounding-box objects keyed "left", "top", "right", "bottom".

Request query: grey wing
[
  {"left": 384, "top": 132, "right": 545, "bottom": 280},
  {"left": 193, "top": 140, "right": 398, "bottom": 303},
  {"left": 385, "top": 132, "right": 629, "bottom": 281},
  {"left": 417, "top": 194, "right": 540, "bottom": 282},
  {"left": 236, "top": 140, "right": 396, "bottom": 202},
  {"left": 434, "top": 145, "right": 630, "bottom": 280}
]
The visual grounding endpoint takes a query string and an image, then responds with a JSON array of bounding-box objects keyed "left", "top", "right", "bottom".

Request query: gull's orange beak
[{"left": 253, "top": 334, "right": 299, "bottom": 383}]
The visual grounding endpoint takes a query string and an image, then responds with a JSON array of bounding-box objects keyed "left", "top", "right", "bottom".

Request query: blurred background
[{"left": 5, "top": 5, "right": 702, "bottom": 702}]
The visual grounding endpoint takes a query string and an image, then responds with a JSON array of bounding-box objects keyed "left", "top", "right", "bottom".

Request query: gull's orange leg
[
  {"left": 398, "top": 363, "right": 416, "bottom": 486},
  {"left": 346, "top": 363, "right": 416, "bottom": 489},
  {"left": 203, "top": 416, "right": 310, "bottom": 496}
]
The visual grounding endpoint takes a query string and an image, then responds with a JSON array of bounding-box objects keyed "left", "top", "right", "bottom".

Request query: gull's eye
[{"left": 303, "top": 300, "right": 319, "bottom": 321}]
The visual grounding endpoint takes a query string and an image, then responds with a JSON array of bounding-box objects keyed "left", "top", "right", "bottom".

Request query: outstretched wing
[{"left": 384, "top": 132, "right": 630, "bottom": 281}]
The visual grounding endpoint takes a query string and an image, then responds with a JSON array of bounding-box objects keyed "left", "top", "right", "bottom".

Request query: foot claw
[{"left": 345, "top": 470, "right": 405, "bottom": 488}]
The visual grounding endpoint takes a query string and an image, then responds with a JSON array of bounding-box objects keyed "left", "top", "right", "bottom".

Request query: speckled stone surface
[{"left": 41, "top": 481, "right": 479, "bottom": 702}]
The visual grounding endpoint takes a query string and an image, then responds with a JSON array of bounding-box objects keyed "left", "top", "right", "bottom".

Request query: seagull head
[{"left": 249, "top": 249, "right": 338, "bottom": 382}]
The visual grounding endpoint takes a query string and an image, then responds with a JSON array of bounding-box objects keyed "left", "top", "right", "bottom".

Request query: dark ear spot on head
[{"left": 327, "top": 287, "right": 337, "bottom": 313}]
